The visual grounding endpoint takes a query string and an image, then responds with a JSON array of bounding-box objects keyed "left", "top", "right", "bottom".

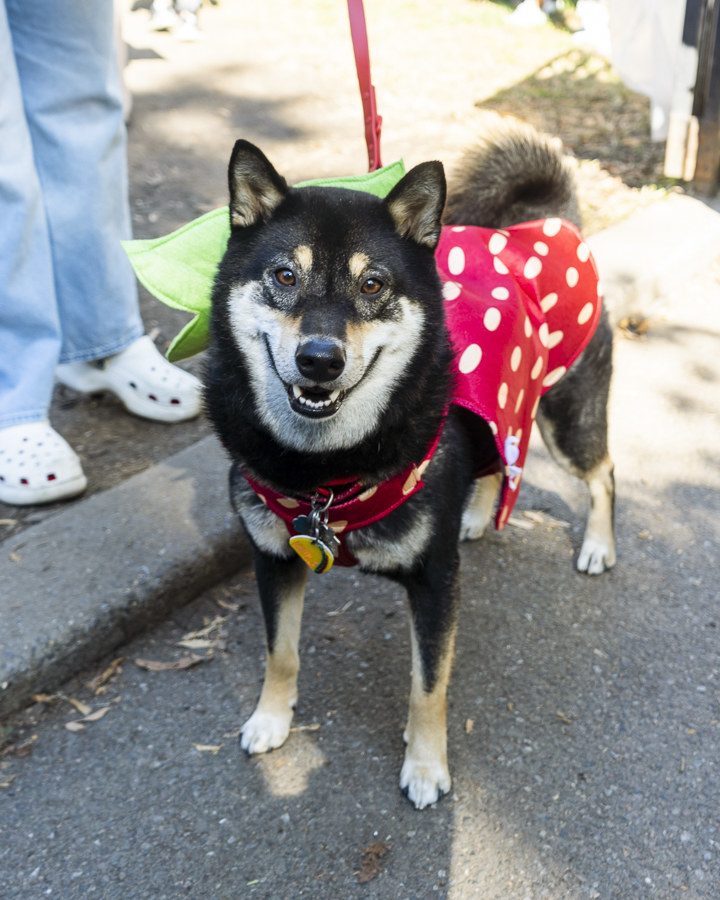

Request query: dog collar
[{"left": 242, "top": 422, "right": 445, "bottom": 567}]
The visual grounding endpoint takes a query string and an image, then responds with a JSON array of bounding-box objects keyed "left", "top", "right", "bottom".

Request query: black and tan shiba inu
[{"left": 204, "top": 115, "right": 615, "bottom": 809}]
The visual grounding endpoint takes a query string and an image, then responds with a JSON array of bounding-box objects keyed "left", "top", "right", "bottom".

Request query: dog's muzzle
[{"left": 290, "top": 338, "right": 346, "bottom": 418}]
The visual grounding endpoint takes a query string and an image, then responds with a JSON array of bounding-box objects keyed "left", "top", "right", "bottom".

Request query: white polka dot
[
  {"left": 448, "top": 246, "right": 465, "bottom": 275},
  {"left": 491, "top": 286, "right": 510, "bottom": 301},
  {"left": 442, "top": 281, "right": 462, "bottom": 301},
  {"left": 329, "top": 520, "right": 348, "bottom": 533},
  {"left": 597, "top": 280, "right": 603, "bottom": 298},
  {"left": 531, "top": 397, "right": 540, "bottom": 418},
  {"left": 515, "top": 429, "right": 523, "bottom": 444},
  {"left": 543, "top": 217, "right": 562, "bottom": 237},
  {"left": 577, "top": 301, "right": 594, "bottom": 325},
  {"left": 533, "top": 241, "right": 550, "bottom": 256},
  {"left": 458, "top": 343, "right": 482, "bottom": 374},
  {"left": 514, "top": 387, "right": 525, "bottom": 414},
  {"left": 510, "top": 345, "right": 522, "bottom": 372},
  {"left": 493, "top": 256, "right": 509, "bottom": 275},
  {"left": 547, "top": 329, "right": 564, "bottom": 349},
  {"left": 577, "top": 242, "right": 590, "bottom": 262},
  {"left": 489, "top": 420, "right": 498, "bottom": 435},
  {"left": 483, "top": 307, "right": 502, "bottom": 332},
  {"left": 524, "top": 256, "right": 543, "bottom": 279},
  {"left": 359, "top": 485, "right": 378, "bottom": 501},
  {"left": 498, "top": 382, "right": 508, "bottom": 409},
  {"left": 538, "top": 322, "right": 549, "bottom": 347},
  {"left": 543, "top": 366, "right": 567, "bottom": 388},
  {"left": 540, "top": 292, "right": 558, "bottom": 313},
  {"left": 451, "top": 226, "right": 466, "bottom": 232},
  {"left": 258, "top": 493, "right": 267, "bottom": 505},
  {"left": 531, "top": 356, "right": 544, "bottom": 380},
  {"left": 524, "top": 316, "right": 532, "bottom": 338},
  {"left": 278, "top": 497, "right": 299, "bottom": 509},
  {"left": 488, "top": 232, "right": 508, "bottom": 255},
  {"left": 566, "top": 266, "right": 579, "bottom": 288}
]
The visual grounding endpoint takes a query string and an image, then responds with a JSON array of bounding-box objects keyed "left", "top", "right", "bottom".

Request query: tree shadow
[{"left": 480, "top": 48, "right": 666, "bottom": 188}]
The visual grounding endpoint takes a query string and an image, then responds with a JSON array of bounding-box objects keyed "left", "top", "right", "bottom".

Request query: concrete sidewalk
[{"left": 2, "top": 191, "right": 720, "bottom": 721}]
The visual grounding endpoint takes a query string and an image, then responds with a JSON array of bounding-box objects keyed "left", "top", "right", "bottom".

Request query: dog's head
[{"left": 211, "top": 140, "right": 447, "bottom": 454}]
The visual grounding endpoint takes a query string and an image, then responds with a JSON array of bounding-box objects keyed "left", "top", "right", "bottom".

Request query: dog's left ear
[
  {"left": 384, "top": 161, "right": 446, "bottom": 250},
  {"left": 228, "top": 140, "right": 288, "bottom": 228}
]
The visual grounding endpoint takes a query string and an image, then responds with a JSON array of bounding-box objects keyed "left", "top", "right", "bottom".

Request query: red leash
[{"left": 347, "top": 0, "right": 383, "bottom": 171}]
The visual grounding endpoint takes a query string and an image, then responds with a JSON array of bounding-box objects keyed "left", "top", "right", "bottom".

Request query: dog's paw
[
  {"left": 577, "top": 537, "right": 616, "bottom": 575},
  {"left": 240, "top": 708, "right": 293, "bottom": 755},
  {"left": 459, "top": 510, "right": 488, "bottom": 543},
  {"left": 400, "top": 757, "right": 451, "bottom": 810}
]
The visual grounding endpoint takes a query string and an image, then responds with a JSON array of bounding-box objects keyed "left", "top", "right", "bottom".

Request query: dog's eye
[
  {"left": 274, "top": 267, "right": 296, "bottom": 287},
  {"left": 361, "top": 278, "right": 383, "bottom": 295}
]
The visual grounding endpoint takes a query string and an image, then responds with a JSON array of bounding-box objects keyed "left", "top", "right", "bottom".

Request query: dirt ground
[{"left": 0, "top": 0, "right": 677, "bottom": 540}]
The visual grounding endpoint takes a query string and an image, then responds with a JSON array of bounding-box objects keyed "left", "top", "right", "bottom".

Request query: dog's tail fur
[{"left": 444, "top": 113, "right": 580, "bottom": 230}]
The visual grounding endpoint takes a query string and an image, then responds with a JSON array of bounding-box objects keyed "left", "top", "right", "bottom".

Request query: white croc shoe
[
  {"left": 56, "top": 336, "right": 202, "bottom": 423},
  {"left": 0, "top": 421, "right": 87, "bottom": 506}
]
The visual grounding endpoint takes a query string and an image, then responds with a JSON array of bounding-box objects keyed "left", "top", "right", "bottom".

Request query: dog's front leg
[
  {"left": 241, "top": 549, "right": 308, "bottom": 755},
  {"left": 400, "top": 555, "right": 461, "bottom": 809}
]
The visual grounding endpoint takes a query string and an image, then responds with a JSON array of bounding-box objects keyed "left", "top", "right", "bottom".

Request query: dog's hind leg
[
  {"left": 536, "top": 316, "right": 616, "bottom": 575},
  {"left": 240, "top": 550, "right": 308, "bottom": 754},
  {"left": 400, "top": 554, "right": 461, "bottom": 809},
  {"left": 460, "top": 472, "right": 502, "bottom": 541}
]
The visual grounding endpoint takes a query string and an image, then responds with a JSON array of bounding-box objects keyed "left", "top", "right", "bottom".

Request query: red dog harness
[{"left": 243, "top": 217, "right": 602, "bottom": 565}]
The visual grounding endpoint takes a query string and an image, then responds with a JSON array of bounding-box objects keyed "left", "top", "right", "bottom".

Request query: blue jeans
[{"left": 0, "top": 0, "right": 143, "bottom": 429}]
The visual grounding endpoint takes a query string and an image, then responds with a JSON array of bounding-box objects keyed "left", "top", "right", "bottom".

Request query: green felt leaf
[{"left": 123, "top": 160, "right": 407, "bottom": 361}]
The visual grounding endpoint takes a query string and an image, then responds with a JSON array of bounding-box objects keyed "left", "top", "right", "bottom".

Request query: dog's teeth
[
  {"left": 328, "top": 390, "right": 341, "bottom": 402},
  {"left": 292, "top": 385, "right": 303, "bottom": 399}
]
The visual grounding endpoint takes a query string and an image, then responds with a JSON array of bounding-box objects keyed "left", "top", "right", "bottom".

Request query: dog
[{"left": 203, "top": 115, "right": 615, "bottom": 809}]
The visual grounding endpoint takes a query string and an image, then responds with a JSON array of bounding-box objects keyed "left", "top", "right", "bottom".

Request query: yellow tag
[{"left": 288, "top": 535, "right": 334, "bottom": 574}]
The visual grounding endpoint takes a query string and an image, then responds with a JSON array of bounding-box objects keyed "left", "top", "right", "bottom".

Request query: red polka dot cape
[{"left": 246, "top": 217, "right": 602, "bottom": 564}]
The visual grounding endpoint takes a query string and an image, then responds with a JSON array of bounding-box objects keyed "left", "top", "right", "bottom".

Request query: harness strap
[{"left": 347, "top": 0, "right": 383, "bottom": 171}]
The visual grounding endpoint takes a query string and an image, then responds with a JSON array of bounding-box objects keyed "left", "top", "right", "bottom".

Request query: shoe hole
[
  {"left": 47, "top": 474, "right": 57, "bottom": 482},
  {"left": 171, "top": 398, "right": 180, "bottom": 405},
  {"left": 148, "top": 394, "right": 158, "bottom": 402},
  {"left": 129, "top": 381, "right": 138, "bottom": 390},
  {"left": 20, "top": 478, "right": 29, "bottom": 485}
]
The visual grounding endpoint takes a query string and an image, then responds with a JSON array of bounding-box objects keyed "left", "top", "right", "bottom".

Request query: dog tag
[
  {"left": 289, "top": 534, "right": 335, "bottom": 574},
  {"left": 292, "top": 514, "right": 314, "bottom": 535}
]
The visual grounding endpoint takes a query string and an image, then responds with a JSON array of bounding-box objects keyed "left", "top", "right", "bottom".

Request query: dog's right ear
[{"left": 228, "top": 140, "right": 288, "bottom": 228}]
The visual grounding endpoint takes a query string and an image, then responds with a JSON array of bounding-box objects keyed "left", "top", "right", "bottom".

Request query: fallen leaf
[
  {"left": 216, "top": 598, "right": 242, "bottom": 612},
  {"left": 0, "top": 519, "right": 17, "bottom": 526},
  {"left": 0, "top": 775, "right": 17, "bottom": 789},
  {"left": 357, "top": 841, "right": 391, "bottom": 884},
  {"left": 465, "top": 718, "right": 474, "bottom": 734},
  {"left": 176, "top": 638, "right": 224, "bottom": 651},
  {"left": 507, "top": 515, "right": 534, "bottom": 530},
  {"left": 192, "top": 743, "right": 223, "bottom": 755},
  {"left": 87, "top": 658, "right": 124, "bottom": 694},
  {"left": 181, "top": 616, "right": 226, "bottom": 641},
  {"left": 134, "top": 655, "right": 205, "bottom": 672},
  {"left": 65, "top": 706, "right": 113, "bottom": 732},
  {"left": 31, "top": 693, "right": 59, "bottom": 705},
  {"left": 82, "top": 707, "right": 112, "bottom": 723},
  {"left": 0, "top": 737, "right": 36, "bottom": 759},
  {"left": 66, "top": 697, "right": 92, "bottom": 716},
  {"left": 8, "top": 551, "right": 21, "bottom": 563},
  {"left": 556, "top": 711, "right": 573, "bottom": 724}
]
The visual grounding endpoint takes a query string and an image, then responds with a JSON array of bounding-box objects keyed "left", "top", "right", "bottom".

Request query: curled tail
[{"left": 444, "top": 113, "right": 580, "bottom": 230}]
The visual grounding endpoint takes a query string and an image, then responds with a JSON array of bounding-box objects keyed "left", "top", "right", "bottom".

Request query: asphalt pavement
[{"left": 2, "top": 2, "right": 720, "bottom": 898}]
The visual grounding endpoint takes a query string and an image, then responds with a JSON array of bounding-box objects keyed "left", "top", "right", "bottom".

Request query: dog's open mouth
[{"left": 288, "top": 384, "right": 344, "bottom": 418}]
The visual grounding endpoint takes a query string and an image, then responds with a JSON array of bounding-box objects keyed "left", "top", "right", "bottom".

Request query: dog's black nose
[{"left": 295, "top": 339, "right": 346, "bottom": 382}]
